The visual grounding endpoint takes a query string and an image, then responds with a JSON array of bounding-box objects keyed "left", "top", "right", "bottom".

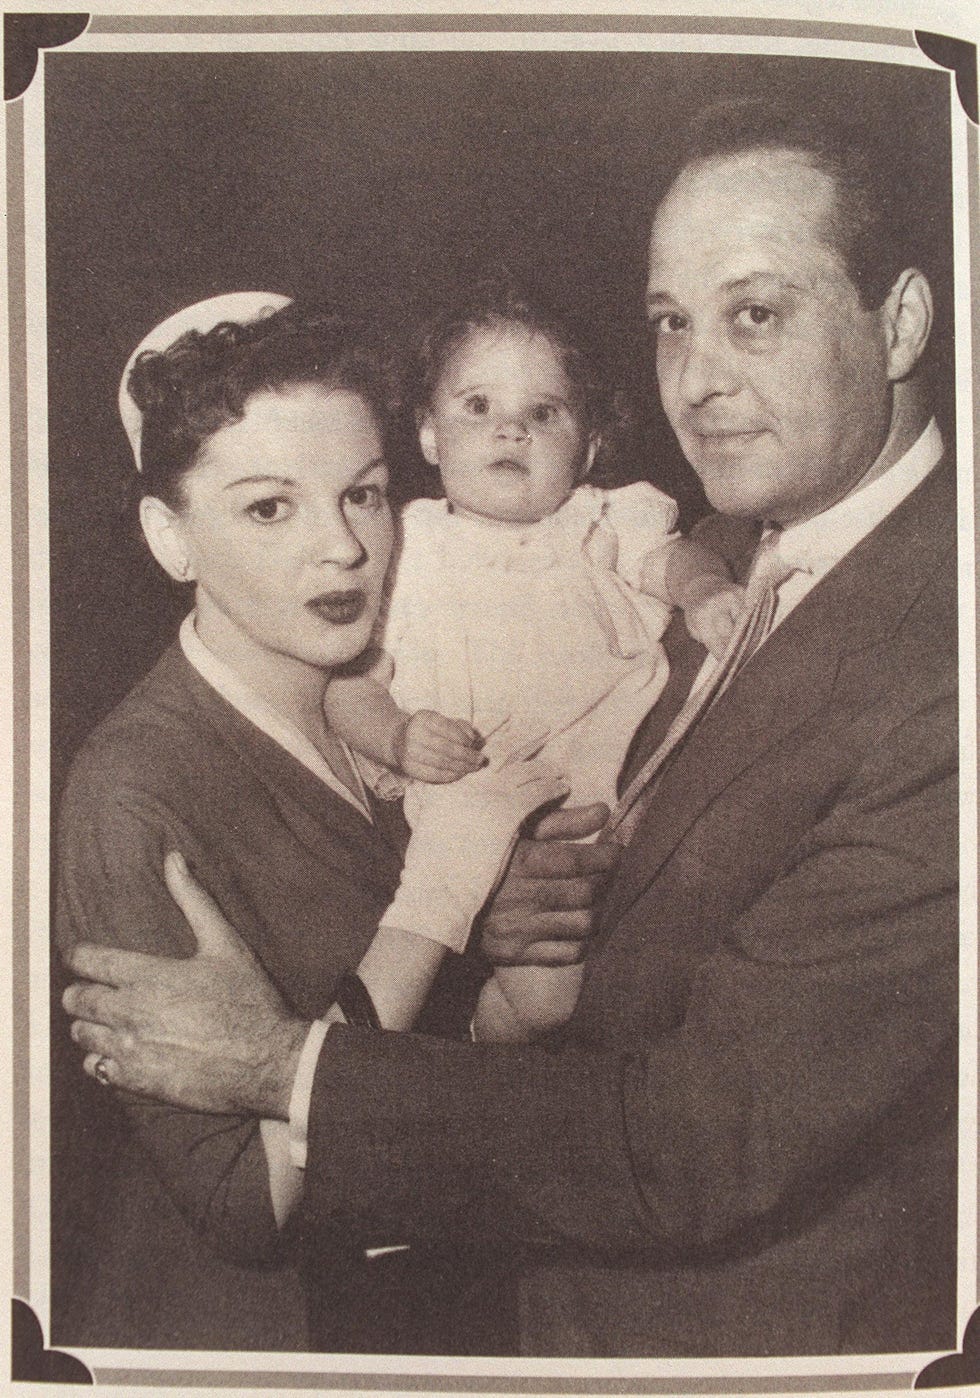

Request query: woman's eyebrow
[
  {"left": 351, "top": 456, "right": 388, "bottom": 481},
  {"left": 222, "top": 474, "right": 295, "bottom": 490}
]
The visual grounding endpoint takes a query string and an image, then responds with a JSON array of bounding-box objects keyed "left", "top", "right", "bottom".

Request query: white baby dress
[{"left": 379, "top": 481, "right": 678, "bottom": 814}]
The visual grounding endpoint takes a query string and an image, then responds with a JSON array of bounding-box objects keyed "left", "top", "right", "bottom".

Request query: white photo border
[{"left": 5, "top": 4, "right": 978, "bottom": 1393}]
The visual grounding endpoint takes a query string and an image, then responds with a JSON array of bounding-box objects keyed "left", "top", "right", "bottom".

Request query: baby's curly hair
[
  {"left": 128, "top": 303, "right": 396, "bottom": 506},
  {"left": 410, "top": 272, "right": 628, "bottom": 479}
]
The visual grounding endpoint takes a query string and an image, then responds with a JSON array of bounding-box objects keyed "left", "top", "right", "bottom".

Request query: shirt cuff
[
  {"left": 260, "top": 1117, "right": 304, "bottom": 1227},
  {"left": 287, "top": 1017, "right": 331, "bottom": 1169}
]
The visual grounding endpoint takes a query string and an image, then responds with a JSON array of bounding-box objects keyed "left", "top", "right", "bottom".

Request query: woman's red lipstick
[{"left": 306, "top": 589, "right": 367, "bottom": 625}]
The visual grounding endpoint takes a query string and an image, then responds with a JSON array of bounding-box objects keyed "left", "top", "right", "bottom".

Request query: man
[{"left": 64, "top": 100, "right": 959, "bottom": 1356}]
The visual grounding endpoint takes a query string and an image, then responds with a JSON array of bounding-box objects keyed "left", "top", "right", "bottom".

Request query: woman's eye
[
  {"left": 464, "top": 395, "right": 490, "bottom": 415},
  {"left": 343, "top": 482, "right": 387, "bottom": 512},
  {"left": 650, "top": 311, "right": 688, "bottom": 336},
  {"left": 735, "top": 304, "right": 775, "bottom": 330},
  {"left": 530, "top": 403, "right": 557, "bottom": 426},
  {"left": 246, "top": 496, "right": 292, "bottom": 523}
]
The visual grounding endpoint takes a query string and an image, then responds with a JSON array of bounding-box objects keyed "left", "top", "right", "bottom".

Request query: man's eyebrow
[
  {"left": 646, "top": 275, "right": 806, "bottom": 310},
  {"left": 645, "top": 290, "right": 675, "bottom": 311},
  {"left": 722, "top": 274, "right": 805, "bottom": 294}
]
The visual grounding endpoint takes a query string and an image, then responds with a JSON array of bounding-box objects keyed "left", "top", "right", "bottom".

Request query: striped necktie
[{"left": 605, "top": 530, "right": 797, "bottom": 848}]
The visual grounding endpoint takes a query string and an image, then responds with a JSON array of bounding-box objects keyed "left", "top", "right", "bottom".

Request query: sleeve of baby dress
[
  {"left": 602, "top": 481, "right": 680, "bottom": 593},
  {"left": 377, "top": 498, "right": 436, "bottom": 683}
]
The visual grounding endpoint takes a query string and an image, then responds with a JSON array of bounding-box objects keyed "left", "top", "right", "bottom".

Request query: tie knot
[{"left": 746, "top": 528, "right": 797, "bottom": 600}]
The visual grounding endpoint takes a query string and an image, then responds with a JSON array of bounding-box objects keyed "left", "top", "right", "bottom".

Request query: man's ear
[
  {"left": 139, "top": 496, "right": 195, "bottom": 583},
  {"left": 418, "top": 415, "right": 440, "bottom": 467},
  {"left": 880, "top": 268, "right": 933, "bottom": 382}
]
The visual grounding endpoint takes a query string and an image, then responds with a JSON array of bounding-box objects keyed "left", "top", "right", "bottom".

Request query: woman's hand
[
  {"left": 393, "top": 708, "right": 485, "bottom": 782},
  {"left": 381, "top": 753, "right": 570, "bottom": 953},
  {"left": 62, "top": 852, "right": 309, "bottom": 1119}
]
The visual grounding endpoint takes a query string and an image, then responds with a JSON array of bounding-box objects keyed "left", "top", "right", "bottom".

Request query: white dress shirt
[{"left": 689, "top": 418, "right": 944, "bottom": 697}]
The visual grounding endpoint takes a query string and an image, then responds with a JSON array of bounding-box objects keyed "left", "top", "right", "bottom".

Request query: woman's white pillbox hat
[{"left": 118, "top": 291, "right": 293, "bottom": 470}]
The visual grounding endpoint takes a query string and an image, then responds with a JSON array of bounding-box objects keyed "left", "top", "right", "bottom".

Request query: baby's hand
[
  {"left": 683, "top": 583, "right": 747, "bottom": 659},
  {"left": 394, "top": 710, "right": 485, "bottom": 783}
]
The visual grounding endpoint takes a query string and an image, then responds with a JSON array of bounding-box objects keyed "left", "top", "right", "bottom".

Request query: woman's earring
[{"left": 175, "top": 558, "right": 191, "bottom": 581}]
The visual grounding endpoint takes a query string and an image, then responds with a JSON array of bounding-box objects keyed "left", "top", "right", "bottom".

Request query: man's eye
[
  {"left": 246, "top": 496, "right": 292, "bottom": 523},
  {"left": 530, "top": 403, "right": 557, "bottom": 425},
  {"left": 735, "top": 304, "right": 775, "bottom": 329},
  {"left": 344, "top": 482, "right": 386, "bottom": 511},
  {"left": 464, "top": 395, "right": 490, "bottom": 415},
  {"left": 650, "top": 312, "right": 688, "bottom": 336}
]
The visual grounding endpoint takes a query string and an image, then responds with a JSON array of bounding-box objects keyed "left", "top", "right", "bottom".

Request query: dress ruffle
[{"left": 381, "top": 483, "right": 677, "bottom": 811}]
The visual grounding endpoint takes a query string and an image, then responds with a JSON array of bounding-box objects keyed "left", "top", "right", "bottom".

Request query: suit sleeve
[
  {"left": 301, "top": 686, "right": 958, "bottom": 1259},
  {"left": 56, "top": 761, "right": 285, "bottom": 1266}
]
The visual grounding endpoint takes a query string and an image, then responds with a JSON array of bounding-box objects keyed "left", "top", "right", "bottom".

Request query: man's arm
[
  {"left": 65, "top": 689, "right": 956, "bottom": 1259},
  {"left": 295, "top": 692, "right": 957, "bottom": 1256},
  {"left": 477, "top": 803, "right": 618, "bottom": 965},
  {"left": 64, "top": 803, "right": 619, "bottom": 1112}
]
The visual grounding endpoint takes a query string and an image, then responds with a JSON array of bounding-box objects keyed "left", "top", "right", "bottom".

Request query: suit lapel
[
  {"left": 601, "top": 458, "right": 955, "bottom": 933},
  {"left": 617, "top": 612, "right": 708, "bottom": 792}
]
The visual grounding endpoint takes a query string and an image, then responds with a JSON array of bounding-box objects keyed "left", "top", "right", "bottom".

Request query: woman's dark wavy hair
[
  {"left": 128, "top": 303, "right": 397, "bottom": 507},
  {"left": 409, "top": 271, "right": 628, "bottom": 480}
]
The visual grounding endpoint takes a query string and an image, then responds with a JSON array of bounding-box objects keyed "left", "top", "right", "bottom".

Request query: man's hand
[
  {"left": 478, "top": 803, "right": 619, "bottom": 967},
  {"left": 62, "top": 852, "right": 309, "bottom": 1120}
]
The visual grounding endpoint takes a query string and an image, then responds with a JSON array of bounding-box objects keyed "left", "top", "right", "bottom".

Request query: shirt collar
[
  {"left": 179, "top": 612, "right": 373, "bottom": 821},
  {"left": 774, "top": 418, "right": 944, "bottom": 578}
]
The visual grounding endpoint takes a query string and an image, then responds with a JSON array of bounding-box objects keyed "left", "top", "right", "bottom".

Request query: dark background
[
  {"left": 45, "top": 48, "right": 954, "bottom": 1345},
  {"left": 45, "top": 49, "right": 954, "bottom": 792}
]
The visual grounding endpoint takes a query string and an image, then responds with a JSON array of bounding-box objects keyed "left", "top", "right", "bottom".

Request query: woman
[{"left": 54, "top": 294, "right": 564, "bottom": 1351}]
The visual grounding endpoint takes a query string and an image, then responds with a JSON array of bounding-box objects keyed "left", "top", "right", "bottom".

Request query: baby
[{"left": 326, "top": 278, "right": 743, "bottom": 1039}]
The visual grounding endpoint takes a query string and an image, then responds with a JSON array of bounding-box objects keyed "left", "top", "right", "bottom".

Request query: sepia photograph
[{"left": 4, "top": 2, "right": 978, "bottom": 1392}]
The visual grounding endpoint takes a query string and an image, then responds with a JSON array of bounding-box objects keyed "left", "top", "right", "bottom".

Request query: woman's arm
[
  {"left": 64, "top": 755, "right": 572, "bottom": 1120},
  {"left": 56, "top": 774, "right": 291, "bottom": 1263}
]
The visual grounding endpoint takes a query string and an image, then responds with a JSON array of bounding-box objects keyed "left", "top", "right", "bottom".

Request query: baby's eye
[
  {"left": 734, "top": 304, "right": 776, "bottom": 330},
  {"left": 343, "top": 481, "right": 387, "bottom": 512},
  {"left": 246, "top": 496, "right": 293, "bottom": 523},
  {"left": 464, "top": 395, "right": 490, "bottom": 416},
  {"left": 650, "top": 311, "right": 689, "bottom": 336},
  {"left": 529, "top": 403, "right": 558, "bottom": 426}
]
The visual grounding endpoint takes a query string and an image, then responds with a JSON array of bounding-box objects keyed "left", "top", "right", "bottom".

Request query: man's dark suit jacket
[{"left": 301, "top": 460, "right": 959, "bottom": 1357}]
